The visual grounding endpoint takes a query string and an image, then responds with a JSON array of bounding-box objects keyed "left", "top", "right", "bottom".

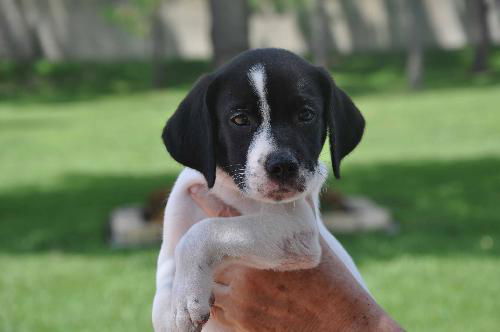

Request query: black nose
[{"left": 265, "top": 152, "right": 299, "bottom": 182}]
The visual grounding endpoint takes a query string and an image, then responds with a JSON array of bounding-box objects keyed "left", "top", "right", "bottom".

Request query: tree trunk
[
  {"left": 0, "top": 0, "right": 40, "bottom": 60},
  {"left": 310, "top": 0, "right": 329, "bottom": 67},
  {"left": 467, "top": 0, "right": 490, "bottom": 73},
  {"left": 405, "top": 0, "right": 424, "bottom": 90},
  {"left": 151, "top": 1, "right": 167, "bottom": 88},
  {"left": 38, "top": 0, "right": 68, "bottom": 61},
  {"left": 209, "top": 0, "right": 249, "bottom": 68}
]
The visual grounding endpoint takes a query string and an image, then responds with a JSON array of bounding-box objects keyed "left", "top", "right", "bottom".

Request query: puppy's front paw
[
  {"left": 170, "top": 292, "right": 211, "bottom": 331},
  {"left": 169, "top": 267, "right": 212, "bottom": 330},
  {"left": 153, "top": 280, "right": 210, "bottom": 332},
  {"left": 168, "top": 223, "right": 214, "bottom": 331}
]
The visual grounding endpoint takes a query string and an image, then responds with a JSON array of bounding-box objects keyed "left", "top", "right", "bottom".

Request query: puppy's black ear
[
  {"left": 162, "top": 74, "right": 217, "bottom": 187},
  {"left": 317, "top": 68, "right": 365, "bottom": 179}
]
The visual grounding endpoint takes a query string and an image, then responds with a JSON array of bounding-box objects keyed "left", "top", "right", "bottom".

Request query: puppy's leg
[
  {"left": 168, "top": 199, "right": 320, "bottom": 331},
  {"left": 153, "top": 170, "right": 209, "bottom": 332}
]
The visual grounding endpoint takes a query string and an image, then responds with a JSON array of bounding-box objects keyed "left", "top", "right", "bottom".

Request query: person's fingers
[
  {"left": 189, "top": 185, "right": 223, "bottom": 217},
  {"left": 218, "top": 205, "right": 241, "bottom": 217},
  {"left": 211, "top": 283, "right": 241, "bottom": 328},
  {"left": 213, "top": 264, "right": 250, "bottom": 285},
  {"left": 212, "top": 282, "right": 231, "bottom": 307},
  {"left": 189, "top": 185, "right": 241, "bottom": 218},
  {"left": 213, "top": 266, "right": 232, "bottom": 286},
  {"left": 210, "top": 305, "right": 233, "bottom": 327}
]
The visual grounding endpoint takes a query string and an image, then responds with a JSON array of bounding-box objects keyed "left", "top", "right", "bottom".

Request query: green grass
[{"left": 1, "top": 49, "right": 500, "bottom": 331}]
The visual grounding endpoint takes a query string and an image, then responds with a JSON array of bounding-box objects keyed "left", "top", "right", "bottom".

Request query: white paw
[
  {"left": 163, "top": 223, "right": 214, "bottom": 331},
  {"left": 156, "top": 276, "right": 211, "bottom": 331},
  {"left": 169, "top": 291, "right": 211, "bottom": 331},
  {"left": 167, "top": 261, "right": 213, "bottom": 330}
]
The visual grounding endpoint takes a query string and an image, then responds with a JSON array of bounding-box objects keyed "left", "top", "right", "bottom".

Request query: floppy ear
[
  {"left": 162, "top": 74, "right": 217, "bottom": 187},
  {"left": 317, "top": 68, "right": 365, "bottom": 179}
]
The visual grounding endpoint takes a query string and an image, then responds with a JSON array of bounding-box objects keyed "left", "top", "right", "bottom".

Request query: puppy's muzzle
[{"left": 265, "top": 151, "right": 299, "bottom": 183}]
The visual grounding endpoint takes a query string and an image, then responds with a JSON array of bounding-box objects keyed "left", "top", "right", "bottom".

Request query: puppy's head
[{"left": 163, "top": 48, "right": 364, "bottom": 203}]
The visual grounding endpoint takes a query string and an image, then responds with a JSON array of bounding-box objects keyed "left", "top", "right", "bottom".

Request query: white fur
[
  {"left": 152, "top": 167, "right": 367, "bottom": 332},
  {"left": 244, "top": 63, "right": 276, "bottom": 198},
  {"left": 248, "top": 63, "right": 269, "bottom": 117}
]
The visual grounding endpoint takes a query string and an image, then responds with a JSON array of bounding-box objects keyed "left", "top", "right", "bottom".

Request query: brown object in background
[
  {"left": 106, "top": 188, "right": 169, "bottom": 248},
  {"left": 143, "top": 188, "right": 170, "bottom": 225},
  {"left": 106, "top": 187, "right": 396, "bottom": 248}
]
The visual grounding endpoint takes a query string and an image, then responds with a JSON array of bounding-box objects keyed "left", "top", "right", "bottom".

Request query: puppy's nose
[{"left": 265, "top": 152, "right": 299, "bottom": 182}]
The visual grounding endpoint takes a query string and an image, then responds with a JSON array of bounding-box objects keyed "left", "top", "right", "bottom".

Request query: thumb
[
  {"left": 189, "top": 185, "right": 226, "bottom": 217},
  {"left": 189, "top": 185, "right": 241, "bottom": 218}
]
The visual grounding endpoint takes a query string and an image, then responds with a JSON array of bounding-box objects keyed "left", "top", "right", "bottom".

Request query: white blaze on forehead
[
  {"left": 245, "top": 63, "right": 275, "bottom": 194},
  {"left": 248, "top": 63, "right": 271, "bottom": 124}
]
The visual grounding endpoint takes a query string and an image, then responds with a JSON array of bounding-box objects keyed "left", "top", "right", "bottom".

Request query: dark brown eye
[
  {"left": 230, "top": 113, "right": 251, "bottom": 126},
  {"left": 298, "top": 109, "right": 315, "bottom": 123}
]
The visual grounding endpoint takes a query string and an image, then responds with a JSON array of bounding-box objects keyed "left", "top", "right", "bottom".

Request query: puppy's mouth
[
  {"left": 264, "top": 189, "right": 297, "bottom": 201},
  {"left": 258, "top": 181, "right": 306, "bottom": 202}
]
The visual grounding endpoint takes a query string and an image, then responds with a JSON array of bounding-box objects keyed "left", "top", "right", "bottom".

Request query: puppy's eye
[
  {"left": 230, "top": 113, "right": 251, "bottom": 126},
  {"left": 298, "top": 109, "right": 315, "bottom": 123}
]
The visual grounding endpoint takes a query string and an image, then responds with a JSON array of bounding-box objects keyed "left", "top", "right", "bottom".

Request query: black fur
[
  {"left": 162, "top": 74, "right": 217, "bottom": 187},
  {"left": 316, "top": 68, "right": 365, "bottom": 178}
]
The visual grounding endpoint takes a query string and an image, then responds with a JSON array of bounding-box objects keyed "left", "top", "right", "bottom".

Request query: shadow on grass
[
  {"left": 0, "top": 157, "right": 499, "bottom": 261},
  {"left": 0, "top": 173, "right": 178, "bottom": 254},
  {"left": 331, "top": 156, "right": 500, "bottom": 263}
]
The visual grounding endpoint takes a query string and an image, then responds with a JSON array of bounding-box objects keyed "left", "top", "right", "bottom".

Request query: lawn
[{"left": 1, "top": 49, "right": 500, "bottom": 331}]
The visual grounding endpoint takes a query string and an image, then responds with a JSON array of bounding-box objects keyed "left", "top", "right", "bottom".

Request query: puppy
[{"left": 153, "top": 48, "right": 366, "bottom": 332}]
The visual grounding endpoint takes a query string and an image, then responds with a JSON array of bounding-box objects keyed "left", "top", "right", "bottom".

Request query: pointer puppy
[{"left": 153, "top": 48, "right": 366, "bottom": 332}]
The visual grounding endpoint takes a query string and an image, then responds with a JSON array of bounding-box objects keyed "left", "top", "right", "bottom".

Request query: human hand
[{"left": 210, "top": 241, "right": 402, "bottom": 332}]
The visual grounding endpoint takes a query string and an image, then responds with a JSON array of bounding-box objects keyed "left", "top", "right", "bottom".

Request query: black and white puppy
[{"left": 153, "top": 48, "right": 366, "bottom": 332}]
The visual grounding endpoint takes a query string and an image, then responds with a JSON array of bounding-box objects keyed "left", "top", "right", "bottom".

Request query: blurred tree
[
  {"left": 151, "top": 1, "right": 168, "bottom": 88},
  {"left": 405, "top": 0, "right": 424, "bottom": 90},
  {"left": 0, "top": 0, "right": 68, "bottom": 61},
  {"left": 466, "top": 0, "right": 491, "bottom": 73},
  {"left": 209, "top": 0, "right": 250, "bottom": 67},
  {"left": 310, "top": 0, "right": 329, "bottom": 67},
  {"left": 251, "top": 0, "right": 334, "bottom": 67},
  {"left": 0, "top": 0, "right": 38, "bottom": 60},
  {"left": 105, "top": 0, "right": 169, "bottom": 88}
]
